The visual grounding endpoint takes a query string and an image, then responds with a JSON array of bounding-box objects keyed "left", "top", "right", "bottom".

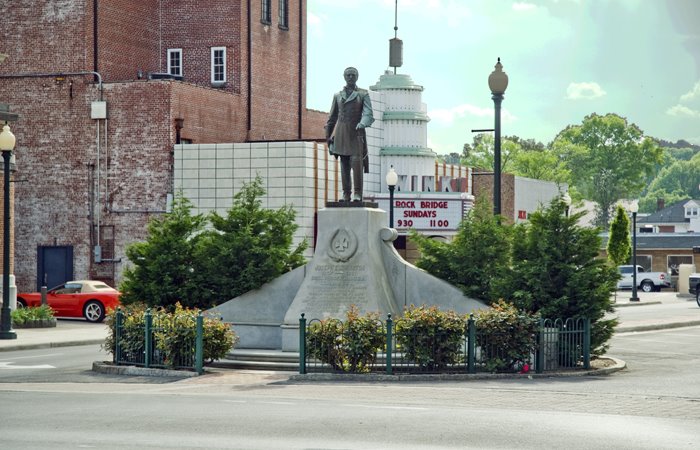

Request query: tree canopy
[
  {"left": 119, "top": 194, "right": 207, "bottom": 309},
  {"left": 552, "top": 113, "right": 664, "bottom": 226},
  {"left": 413, "top": 197, "right": 619, "bottom": 355},
  {"left": 193, "top": 177, "right": 308, "bottom": 306},
  {"left": 411, "top": 194, "right": 512, "bottom": 302},
  {"left": 639, "top": 152, "right": 700, "bottom": 213},
  {"left": 119, "top": 178, "right": 307, "bottom": 309},
  {"left": 462, "top": 134, "right": 569, "bottom": 184}
]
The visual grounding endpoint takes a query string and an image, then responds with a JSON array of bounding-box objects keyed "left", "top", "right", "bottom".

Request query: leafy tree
[
  {"left": 463, "top": 134, "right": 569, "bottom": 184},
  {"left": 411, "top": 194, "right": 511, "bottom": 302},
  {"left": 437, "top": 152, "right": 461, "bottom": 165},
  {"left": 639, "top": 152, "right": 700, "bottom": 212},
  {"left": 607, "top": 204, "right": 631, "bottom": 267},
  {"left": 505, "top": 198, "right": 619, "bottom": 355},
  {"left": 461, "top": 134, "right": 521, "bottom": 173},
  {"left": 120, "top": 193, "right": 206, "bottom": 309},
  {"left": 192, "top": 176, "right": 307, "bottom": 306},
  {"left": 511, "top": 147, "right": 570, "bottom": 184},
  {"left": 553, "top": 113, "right": 664, "bottom": 226}
]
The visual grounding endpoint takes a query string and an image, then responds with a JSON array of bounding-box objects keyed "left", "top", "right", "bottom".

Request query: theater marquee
[{"left": 368, "top": 193, "right": 473, "bottom": 234}]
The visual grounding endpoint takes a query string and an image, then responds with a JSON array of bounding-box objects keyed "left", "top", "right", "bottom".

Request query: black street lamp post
[
  {"left": 386, "top": 165, "right": 398, "bottom": 228},
  {"left": 488, "top": 58, "right": 508, "bottom": 216},
  {"left": 629, "top": 202, "right": 640, "bottom": 302},
  {"left": 0, "top": 122, "right": 17, "bottom": 339}
]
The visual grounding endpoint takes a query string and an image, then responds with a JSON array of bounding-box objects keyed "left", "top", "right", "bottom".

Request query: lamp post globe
[
  {"left": 629, "top": 201, "right": 640, "bottom": 302},
  {"left": 0, "top": 123, "right": 17, "bottom": 339},
  {"left": 0, "top": 124, "right": 15, "bottom": 151},
  {"left": 386, "top": 166, "right": 398, "bottom": 228},
  {"left": 488, "top": 58, "right": 508, "bottom": 217},
  {"left": 562, "top": 192, "right": 572, "bottom": 217}
]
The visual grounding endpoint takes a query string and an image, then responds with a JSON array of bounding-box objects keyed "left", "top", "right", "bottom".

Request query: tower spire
[{"left": 389, "top": 0, "right": 403, "bottom": 74}]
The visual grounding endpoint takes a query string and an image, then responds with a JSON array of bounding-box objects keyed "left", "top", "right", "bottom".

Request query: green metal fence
[
  {"left": 113, "top": 308, "right": 204, "bottom": 374},
  {"left": 299, "top": 314, "right": 590, "bottom": 375}
]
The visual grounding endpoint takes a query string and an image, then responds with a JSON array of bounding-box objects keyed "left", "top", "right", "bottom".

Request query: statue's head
[{"left": 344, "top": 67, "right": 359, "bottom": 84}]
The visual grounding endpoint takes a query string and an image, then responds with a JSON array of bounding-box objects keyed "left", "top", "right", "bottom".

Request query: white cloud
[
  {"left": 513, "top": 2, "right": 537, "bottom": 12},
  {"left": 565, "top": 82, "right": 606, "bottom": 100},
  {"left": 680, "top": 81, "right": 700, "bottom": 103},
  {"left": 666, "top": 104, "right": 700, "bottom": 118}
]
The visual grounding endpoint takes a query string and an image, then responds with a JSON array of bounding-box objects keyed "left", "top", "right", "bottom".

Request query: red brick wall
[
  {"left": 0, "top": 0, "right": 90, "bottom": 73},
  {"left": 471, "top": 172, "right": 515, "bottom": 223},
  {"left": 98, "top": 0, "right": 160, "bottom": 82},
  {"left": 303, "top": 108, "right": 328, "bottom": 140},
  {"left": 160, "top": 0, "right": 243, "bottom": 93},
  {"left": 249, "top": 0, "right": 305, "bottom": 140},
  {"left": 171, "top": 82, "right": 248, "bottom": 143},
  {"left": 1, "top": 0, "right": 323, "bottom": 291}
]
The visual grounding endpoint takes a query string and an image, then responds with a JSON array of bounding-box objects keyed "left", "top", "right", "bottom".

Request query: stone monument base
[{"left": 208, "top": 206, "right": 488, "bottom": 351}]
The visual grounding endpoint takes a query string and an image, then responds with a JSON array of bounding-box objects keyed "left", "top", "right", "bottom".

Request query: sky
[{"left": 306, "top": 0, "right": 700, "bottom": 155}]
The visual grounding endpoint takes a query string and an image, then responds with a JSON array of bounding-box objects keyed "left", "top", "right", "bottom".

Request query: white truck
[{"left": 617, "top": 265, "right": 672, "bottom": 292}]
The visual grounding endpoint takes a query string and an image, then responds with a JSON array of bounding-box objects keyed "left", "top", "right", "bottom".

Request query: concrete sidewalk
[
  {"left": 0, "top": 291, "right": 698, "bottom": 353},
  {"left": 0, "top": 319, "right": 108, "bottom": 352}
]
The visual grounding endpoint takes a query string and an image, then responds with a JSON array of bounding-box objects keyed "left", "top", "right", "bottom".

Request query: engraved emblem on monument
[{"left": 328, "top": 228, "right": 358, "bottom": 262}]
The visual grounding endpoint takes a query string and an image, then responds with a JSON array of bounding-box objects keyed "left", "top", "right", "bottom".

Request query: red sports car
[{"left": 17, "top": 280, "right": 121, "bottom": 323}]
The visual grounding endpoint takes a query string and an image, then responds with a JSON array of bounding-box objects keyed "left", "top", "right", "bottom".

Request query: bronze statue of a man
[{"left": 325, "top": 67, "right": 374, "bottom": 202}]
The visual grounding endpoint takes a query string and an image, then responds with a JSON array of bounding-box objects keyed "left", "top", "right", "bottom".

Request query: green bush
[
  {"left": 395, "top": 305, "right": 467, "bottom": 371},
  {"left": 104, "top": 303, "right": 237, "bottom": 368},
  {"left": 11, "top": 305, "right": 55, "bottom": 326},
  {"left": 306, "top": 305, "right": 384, "bottom": 373},
  {"left": 474, "top": 301, "right": 539, "bottom": 372}
]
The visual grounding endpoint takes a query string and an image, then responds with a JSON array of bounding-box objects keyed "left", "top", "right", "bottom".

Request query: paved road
[{"left": 0, "top": 325, "right": 699, "bottom": 448}]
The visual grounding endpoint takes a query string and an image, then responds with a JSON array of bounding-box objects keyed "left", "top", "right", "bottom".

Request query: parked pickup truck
[
  {"left": 689, "top": 273, "right": 700, "bottom": 306},
  {"left": 617, "top": 265, "right": 672, "bottom": 292}
]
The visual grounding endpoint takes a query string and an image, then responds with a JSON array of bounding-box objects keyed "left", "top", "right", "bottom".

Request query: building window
[
  {"left": 278, "top": 0, "right": 289, "bottom": 29},
  {"left": 261, "top": 0, "right": 271, "bottom": 24},
  {"left": 211, "top": 47, "right": 226, "bottom": 85},
  {"left": 668, "top": 255, "right": 692, "bottom": 276},
  {"left": 167, "top": 49, "right": 182, "bottom": 76}
]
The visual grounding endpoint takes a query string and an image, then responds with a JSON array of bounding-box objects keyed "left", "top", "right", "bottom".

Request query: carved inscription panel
[{"left": 301, "top": 264, "right": 369, "bottom": 315}]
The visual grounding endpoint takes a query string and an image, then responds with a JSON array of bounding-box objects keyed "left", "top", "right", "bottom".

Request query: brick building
[{"left": 0, "top": 0, "right": 326, "bottom": 291}]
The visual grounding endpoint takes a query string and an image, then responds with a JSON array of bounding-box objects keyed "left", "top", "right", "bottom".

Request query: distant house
[
  {"left": 600, "top": 199, "right": 700, "bottom": 284},
  {"left": 637, "top": 199, "right": 700, "bottom": 233}
]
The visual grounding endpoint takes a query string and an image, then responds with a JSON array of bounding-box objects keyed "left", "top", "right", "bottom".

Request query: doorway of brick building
[{"left": 37, "top": 246, "right": 74, "bottom": 291}]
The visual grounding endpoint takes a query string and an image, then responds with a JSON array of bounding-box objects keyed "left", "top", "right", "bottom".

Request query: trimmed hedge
[{"left": 104, "top": 303, "right": 237, "bottom": 367}]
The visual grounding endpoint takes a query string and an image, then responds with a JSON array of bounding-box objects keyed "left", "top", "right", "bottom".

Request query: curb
[
  {"left": 0, "top": 338, "right": 106, "bottom": 353},
  {"left": 616, "top": 320, "right": 700, "bottom": 333},
  {"left": 92, "top": 361, "right": 202, "bottom": 378},
  {"left": 287, "top": 357, "right": 626, "bottom": 383},
  {"left": 613, "top": 301, "right": 662, "bottom": 308}
]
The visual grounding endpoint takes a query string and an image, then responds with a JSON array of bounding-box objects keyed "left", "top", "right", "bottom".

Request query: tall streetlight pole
[
  {"left": 386, "top": 165, "right": 398, "bottom": 228},
  {"left": 488, "top": 58, "right": 508, "bottom": 216},
  {"left": 0, "top": 122, "right": 17, "bottom": 339},
  {"left": 629, "top": 201, "right": 640, "bottom": 302}
]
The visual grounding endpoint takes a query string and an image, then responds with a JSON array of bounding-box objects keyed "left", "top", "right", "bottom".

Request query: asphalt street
[{"left": 0, "top": 292, "right": 698, "bottom": 448}]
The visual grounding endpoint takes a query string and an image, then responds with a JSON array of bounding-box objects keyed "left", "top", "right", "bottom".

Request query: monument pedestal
[
  {"left": 281, "top": 206, "right": 399, "bottom": 350},
  {"left": 208, "top": 204, "right": 488, "bottom": 352}
]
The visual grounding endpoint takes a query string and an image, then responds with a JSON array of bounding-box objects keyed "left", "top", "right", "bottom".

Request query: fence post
[
  {"left": 385, "top": 314, "right": 393, "bottom": 375},
  {"left": 467, "top": 315, "right": 475, "bottom": 374},
  {"left": 583, "top": 318, "right": 591, "bottom": 369},
  {"left": 195, "top": 312, "right": 204, "bottom": 375},
  {"left": 144, "top": 308, "right": 152, "bottom": 368},
  {"left": 536, "top": 318, "right": 544, "bottom": 374},
  {"left": 114, "top": 307, "right": 122, "bottom": 364},
  {"left": 299, "top": 313, "right": 306, "bottom": 375}
]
